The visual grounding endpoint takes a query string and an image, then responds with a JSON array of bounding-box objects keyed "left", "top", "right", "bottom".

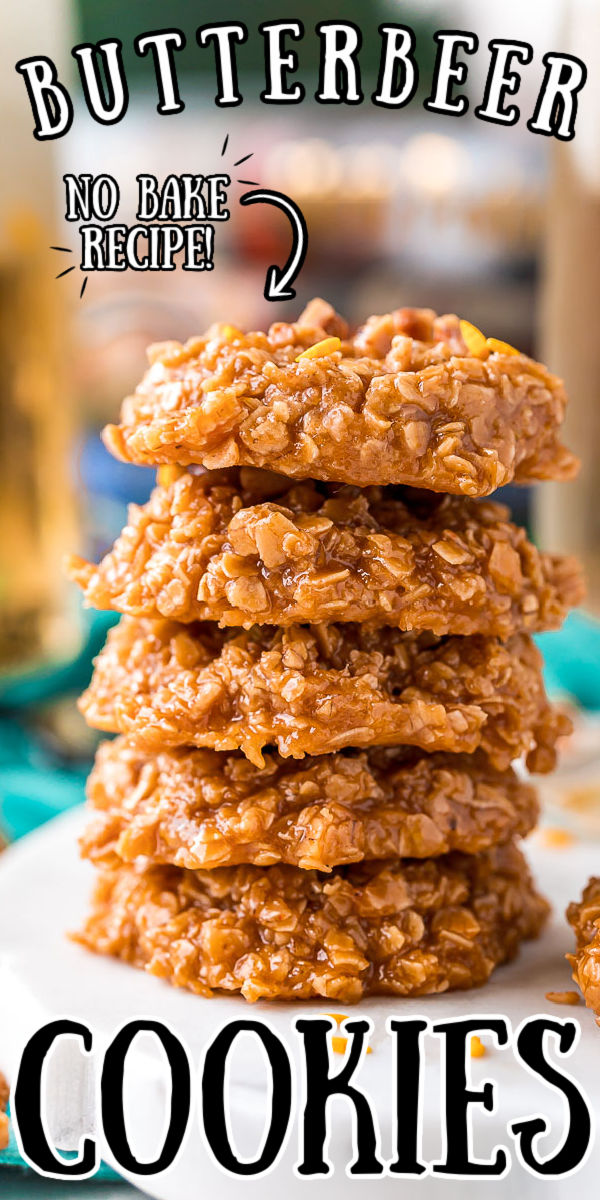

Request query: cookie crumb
[
  {"left": 567, "top": 877, "right": 600, "bottom": 1016},
  {"left": 331, "top": 1036, "right": 371, "bottom": 1055},
  {"left": 540, "top": 827, "right": 574, "bottom": 849},
  {"left": 157, "top": 465, "right": 185, "bottom": 487},
  {"left": 545, "top": 990, "right": 581, "bottom": 1006}
]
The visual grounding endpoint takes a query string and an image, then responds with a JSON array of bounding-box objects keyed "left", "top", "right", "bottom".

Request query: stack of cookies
[{"left": 69, "top": 299, "right": 583, "bottom": 1003}]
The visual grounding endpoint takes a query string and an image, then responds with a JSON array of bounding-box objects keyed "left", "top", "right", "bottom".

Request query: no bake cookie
[
  {"left": 83, "top": 738, "right": 539, "bottom": 872},
  {"left": 75, "top": 841, "right": 548, "bottom": 1002},
  {"left": 567, "top": 878, "right": 600, "bottom": 1017},
  {"left": 67, "top": 472, "right": 583, "bottom": 636},
  {"left": 102, "top": 300, "right": 577, "bottom": 494},
  {"left": 79, "top": 618, "right": 568, "bottom": 770}
]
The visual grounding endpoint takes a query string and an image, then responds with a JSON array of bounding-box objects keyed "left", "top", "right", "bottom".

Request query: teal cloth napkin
[
  {"left": 536, "top": 610, "right": 600, "bottom": 709},
  {"left": 1, "top": 1110, "right": 118, "bottom": 1181},
  {"left": 0, "top": 611, "right": 115, "bottom": 841}
]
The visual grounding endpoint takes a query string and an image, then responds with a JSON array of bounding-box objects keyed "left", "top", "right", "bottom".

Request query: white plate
[{"left": 0, "top": 808, "right": 599, "bottom": 1200}]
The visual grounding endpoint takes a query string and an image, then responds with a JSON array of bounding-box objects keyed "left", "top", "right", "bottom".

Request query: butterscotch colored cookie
[
  {"left": 83, "top": 738, "right": 539, "bottom": 872},
  {"left": 102, "top": 300, "right": 577, "bottom": 494},
  {"left": 75, "top": 841, "right": 548, "bottom": 1003},
  {"left": 79, "top": 617, "right": 568, "bottom": 771},
  {"left": 567, "top": 878, "right": 600, "bottom": 1017},
  {"left": 67, "top": 472, "right": 582, "bottom": 637}
]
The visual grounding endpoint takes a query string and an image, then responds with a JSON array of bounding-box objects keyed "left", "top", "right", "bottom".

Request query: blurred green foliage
[{"left": 76, "top": 1, "right": 438, "bottom": 95}]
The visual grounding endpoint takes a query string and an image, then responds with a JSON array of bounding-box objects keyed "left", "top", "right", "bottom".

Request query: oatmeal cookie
[
  {"left": 67, "top": 473, "right": 582, "bottom": 636},
  {"left": 75, "top": 841, "right": 548, "bottom": 1002},
  {"left": 79, "top": 617, "right": 568, "bottom": 770},
  {"left": 83, "top": 738, "right": 539, "bottom": 872},
  {"left": 567, "top": 878, "right": 600, "bottom": 1017},
  {"left": 102, "top": 300, "right": 577, "bottom": 493}
]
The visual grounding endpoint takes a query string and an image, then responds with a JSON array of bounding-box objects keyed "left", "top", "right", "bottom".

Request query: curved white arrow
[{"left": 240, "top": 189, "right": 308, "bottom": 301}]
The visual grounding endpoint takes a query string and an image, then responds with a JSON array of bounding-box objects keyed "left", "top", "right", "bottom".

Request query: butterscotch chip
[
  {"left": 75, "top": 842, "right": 549, "bottom": 1003},
  {"left": 79, "top": 618, "right": 567, "bottom": 771},
  {"left": 102, "top": 300, "right": 577, "bottom": 494},
  {"left": 83, "top": 738, "right": 539, "bottom": 872},
  {"left": 470, "top": 1035, "right": 486, "bottom": 1057},
  {"left": 67, "top": 473, "right": 583, "bottom": 637},
  {"left": 539, "top": 826, "right": 575, "bottom": 849},
  {"left": 567, "top": 878, "right": 600, "bottom": 1016}
]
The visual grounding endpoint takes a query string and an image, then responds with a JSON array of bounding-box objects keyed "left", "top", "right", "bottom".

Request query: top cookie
[{"left": 103, "top": 299, "right": 577, "bottom": 494}]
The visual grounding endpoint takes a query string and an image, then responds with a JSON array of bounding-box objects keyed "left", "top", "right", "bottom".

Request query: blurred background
[{"left": 1, "top": 0, "right": 600, "bottom": 848}]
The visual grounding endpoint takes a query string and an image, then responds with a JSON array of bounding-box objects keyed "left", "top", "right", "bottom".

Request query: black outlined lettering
[
  {"left": 64, "top": 173, "right": 93, "bottom": 221},
  {"left": 432, "top": 1017, "right": 509, "bottom": 1177},
  {"left": 201, "top": 1019, "right": 293, "bottom": 1176},
  {"left": 124, "top": 226, "right": 148, "bottom": 270},
  {"left": 388, "top": 1018, "right": 428, "bottom": 1175},
  {"left": 137, "top": 175, "right": 161, "bottom": 220},
  {"left": 527, "top": 52, "right": 587, "bottom": 142},
  {"left": 64, "top": 173, "right": 120, "bottom": 221},
  {"left": 154, "top": 225, "right": 184, "bottom": 269},
  {"left": 372, "top": 25, "right": 418, "bottom": 108},
  {"left": 136, "top": 174, "right": 229, "bottom": 220},
  {"left": 147, "top": 175, "right": 179, "bottom": 219},
  {"left": 207, "top": 174, "right": 230, "bottom": 218},
  {"left": 15, "top": 56, "right": 73, "bottom": 139},
  {"left": 196, "top": 23, "right": 248, "bottom": 107},
  {"left": 17, "top": 25, "right": 589, "bottom": 140},
  {"left": 81, "top": 223, "right": 114, "bottom": 268},
  {"left": 71, "top": 39, "right": 128, "bottom": 125},
  {"left": 295, "top": 1017, "right": 383, "bottom": 1177},
  {"left": 101, "top": 1020, "right": 191, "bottom": 1176},
  {"left": 13, "top": 1020, "right": 97, "bottom": 1179},
  {"left": 10, "top": 1013, "right": 596, "bottom": 1183},
  {"left": 510, "top": 1017, "right": 592, "bottom": 1177},
  {"left": 134, "top": 29, "right": 186, "bottom": 114},
  {"left": 182, "top": 225, "right": 214, "bottom": 271},
  {"left": 475, "top": 39, "right": 533, "bottom": 126},
  {"left": 424, "top": 30, "right": 478, "bottom": 116},
  {"left": 260, "top": 21, "right": 304, "bottom": 103},
  {"left": 91, "top": 175, "right": 119, "bottom": 219},
  {"left": 315, "top": 22, "right": 363, "bottom": 105}
]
